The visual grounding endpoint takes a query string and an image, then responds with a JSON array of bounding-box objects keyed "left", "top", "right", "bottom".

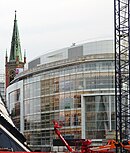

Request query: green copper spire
[{"left": 9, "top": 11, "right": 22, "bottom": 62}]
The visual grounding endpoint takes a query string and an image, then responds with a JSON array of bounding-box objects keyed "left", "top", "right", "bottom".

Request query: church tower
[{"left": 5, "top": 11, "right": 26, "bottom": 88}]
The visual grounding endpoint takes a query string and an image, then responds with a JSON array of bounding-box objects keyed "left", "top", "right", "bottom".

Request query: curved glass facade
[{"left": 6, "top": 40, "right": 115, "bottom": 151}]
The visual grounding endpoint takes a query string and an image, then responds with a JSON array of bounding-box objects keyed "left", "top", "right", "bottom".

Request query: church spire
[
  {"left": 9, "top": 10, "right": 22, "bottom": 62},
  {"left": 5, "top": 11, "right": 26, "bottom": 88}
]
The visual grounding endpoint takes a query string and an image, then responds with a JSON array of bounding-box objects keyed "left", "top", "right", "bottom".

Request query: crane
[
  {"left": 114, "top": 0, "right": 130, "bottom": 152},
  {"left": 87, "top": 1, "right": 130, "bottom": 152}
]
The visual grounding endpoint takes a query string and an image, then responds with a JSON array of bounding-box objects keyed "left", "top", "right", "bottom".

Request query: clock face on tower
[{"left": 9, "top": 69, "right": 16, "bottom": 82}]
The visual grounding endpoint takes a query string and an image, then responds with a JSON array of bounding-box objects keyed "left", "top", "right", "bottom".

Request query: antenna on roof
[{"left": 71, "top": 43, "right": 76, "bottom": 47}]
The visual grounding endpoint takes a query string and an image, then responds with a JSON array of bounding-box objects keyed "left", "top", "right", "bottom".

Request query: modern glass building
[{"left": 6, "top": 39, "right": 115, "bottom": 151}]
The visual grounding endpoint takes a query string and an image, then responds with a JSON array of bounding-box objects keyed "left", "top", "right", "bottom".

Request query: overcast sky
[{"left": 0, "top": 0, "right": 114, "bottom": 72}]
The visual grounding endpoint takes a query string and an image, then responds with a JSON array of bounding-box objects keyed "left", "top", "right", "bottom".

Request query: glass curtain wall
[
  {"left": 9, "top": 89, "right": 20, "bottom": 129},
  {"left": 85, "top": 95, "right": 115, "bottom": 139},
  {"left": 21, "top": 59, "right": 115, "bottom": 151}
]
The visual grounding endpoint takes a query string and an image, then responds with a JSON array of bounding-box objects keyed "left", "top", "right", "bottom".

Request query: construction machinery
[
  {"left": 53, "top": 121, "right": 130, "bottom": 153},
  {"left": 53, "top": 120, "right": 92, "bottom": 153},
  {"left": 90, "top": 140, "right": 130, "bottom": 152}
]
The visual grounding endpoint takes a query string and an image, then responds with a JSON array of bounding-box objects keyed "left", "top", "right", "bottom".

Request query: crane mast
[{"left": 114, "top": 0, "right": 130, "bottom": 152}]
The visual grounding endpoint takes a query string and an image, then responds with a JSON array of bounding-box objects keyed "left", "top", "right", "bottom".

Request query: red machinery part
[{"left": 53, "top": 120, "right": 92, "bottom": 153}]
